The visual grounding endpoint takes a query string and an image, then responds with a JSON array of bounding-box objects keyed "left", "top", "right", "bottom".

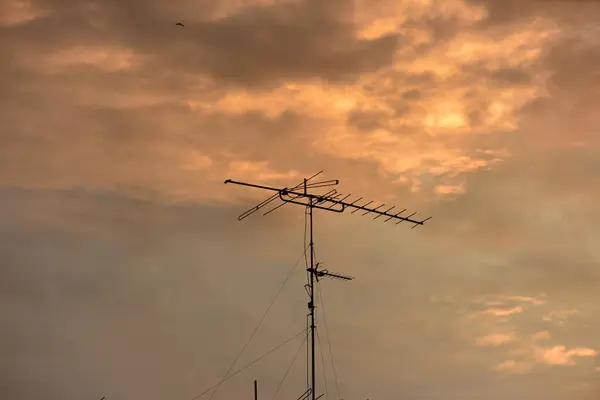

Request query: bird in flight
[{"left": 176, "top": 22, "right": 184, "bottom": 27}]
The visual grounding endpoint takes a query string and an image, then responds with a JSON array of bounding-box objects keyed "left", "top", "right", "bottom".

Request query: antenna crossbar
[{"left": 224, "top": 179, "right": 431, "bottom": 227}]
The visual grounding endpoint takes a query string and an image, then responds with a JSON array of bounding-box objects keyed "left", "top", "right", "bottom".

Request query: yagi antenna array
[
  {"left": 225, "top": 171, "right": 431, "bottom": 228},
  {"left": 224, "top": 171, "right": 430, "bottom": 400}
]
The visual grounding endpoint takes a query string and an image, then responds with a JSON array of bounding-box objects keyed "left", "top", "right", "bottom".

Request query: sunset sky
[{"left": 2, "top": 0, "right": 600, "bottom": 399}]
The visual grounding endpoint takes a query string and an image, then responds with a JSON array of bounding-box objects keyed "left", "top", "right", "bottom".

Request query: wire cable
[
  {"left": 317, "top": 282, "right": 342, "bottom": 400},
  {"left": 188, "top": 329, "right": 307, "bottom": 400},
  {"left": 207, "top": 246, "right": 309, "bottom": 400},
  {"left": 272, "top": 333, "right": 308, "bottom": 400},
  {"left": 316, "top": 330, "right": 329, "bottom": 400}
]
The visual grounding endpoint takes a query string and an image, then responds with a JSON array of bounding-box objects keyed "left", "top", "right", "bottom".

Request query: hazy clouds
[{"left": 1, "top": 0, "right": 600, "bottom": 399}]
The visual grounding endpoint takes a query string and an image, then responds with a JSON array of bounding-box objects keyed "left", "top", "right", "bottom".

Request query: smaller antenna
[{"left": 309, "top": 263, "right": 354, "bottom": 282}]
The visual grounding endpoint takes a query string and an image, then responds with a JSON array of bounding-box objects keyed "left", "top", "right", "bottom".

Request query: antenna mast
[{"left": 225, "top": 171, "right": 430, "bottom": 400}]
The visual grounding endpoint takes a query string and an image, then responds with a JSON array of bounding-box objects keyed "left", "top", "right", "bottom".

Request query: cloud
[
  {"left": 475, "top": 332, "right": 517, "bottom": 346},
  {"left": 532, "top": 331, "right": 551, "bottom": 341},
  {"left": 544, "top": 309, "right": 579, "bottom": 324},
  {"left": 533, "top": 346, "right": 598, "bottom": 366},
  {"left": 0, "top": 0, "right": 48, "bottom": 26},
  {"left": 492, "top": 360, "right": 532, "bottom": 374},
  {"left": 483, "top": 306, "right": 523, "bottom": 317},
  {"left": 508, "top": 296, "right": 546, "bottom": 306},
  {"left": 0, "top": 0, "right": 573, "bottom": 204},
  {"left": 15, "top": 0, "right": 400, "bottom": 88},
  {"left": 468, "top": 295, "right": 598, "bottom": 379}
]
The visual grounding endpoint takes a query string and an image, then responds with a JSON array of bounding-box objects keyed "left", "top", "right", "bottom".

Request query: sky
[{"left": 1, "top": 0, "right": 600, "bottom": 399}]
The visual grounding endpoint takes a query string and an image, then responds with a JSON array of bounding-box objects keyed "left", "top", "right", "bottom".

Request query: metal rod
[
  {"left": 309, "top": 198, "right": 316, "bottom": 400},
  {"left": 384, "top": 209, "right": 406, "bottom": 222},
  {"left": 351, "top": 200, "right": 373, "bottom": 213},
  {"left": 254, "top": 380, "right": 258, "bottom": 400},
  {"left": 374, "top": 206, "right": 395, "bottom": 220},
  {"left": 396, "top": 212, "right": 417, "bottom": 224},
  {"left": 348, "top": 197, "right": 363, "bottom": 205},
  {"left": 304, "top": 179, "right": 339, "bottom": 188},
  {"left": 278, "top": 192, "right": 345, "bottom": 213},
  {"left": 327, "top": 194, "right": 351, "bottom": 209},
  {"left": 362, "top": 204, "right": 384, "bottom": 216}
]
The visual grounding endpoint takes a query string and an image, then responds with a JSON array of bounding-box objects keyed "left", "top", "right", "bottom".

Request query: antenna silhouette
[{"left": 224, "top": 171, "right": 430, "bottom": 400}]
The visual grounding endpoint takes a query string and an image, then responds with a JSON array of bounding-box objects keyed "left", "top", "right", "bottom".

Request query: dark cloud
[
  {"left": 401, "top": 89, "right": 422, "bottom": 101},
  {"left": 544, "top": 38, "right": 600, "bottom": 90},
  {"left": 467, "top": 0, "right": 541, "bottom": 25},
  {"left": 458, "top": 63, "right": 534, "bottom": 92},
  {"left": 346, "top": 108, "right": 391, "bottom": 132},
  {"left": 15, "top": 0, "right": 401, "bottom": 88},
  {"left": 403, "top": 14, "right": 465, "bottom": 51},
  {"left": 489, "top": 67, "right": 533, "bottom": 85},
  {"left": 467, "top": 0, "right": 600, "bottom": 28}
]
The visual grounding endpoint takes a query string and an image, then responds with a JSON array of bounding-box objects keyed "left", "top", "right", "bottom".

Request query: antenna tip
[{"left": 224, "top": 179, "right": 231, "bottom": 184}]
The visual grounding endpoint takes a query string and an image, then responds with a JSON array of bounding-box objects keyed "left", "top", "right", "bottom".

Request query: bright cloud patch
[
  {"left": 469, "top": 295, "right": 597, "bottom": 376},
  {"left": 475, "top": 332, "right": 517, "bottom": 347},
  {"left": 533, "top": 345, "right": 597, "bottom": 367}
]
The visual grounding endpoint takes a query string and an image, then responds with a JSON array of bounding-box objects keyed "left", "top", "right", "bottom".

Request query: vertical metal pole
[
  {"left": 254, "top": 380, "right": 257, "bottom": 400},
  {"left": 305, "top": 176, "right": 316, "bottom": 400},
  {"left": 306, "top": 313, "right": 310, "bottom": 395},
  {"left": 309, "top": 201, "right": 316, "bottom": 400}
]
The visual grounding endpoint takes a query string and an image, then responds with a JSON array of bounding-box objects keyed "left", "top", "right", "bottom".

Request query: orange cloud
[
  {"left": 543, "top": 309, "right": 578, "bottom": 324},
  {"left": 0, "top": 0, "right": 569, "bottom": 205},
  {"left": 475, "top": 332, "right": 517, "bottom": 347},
  {"left": 43, "top": 46, "right": 138, "bottom": 72},
  {"left": 532, "top": 331, "right": 551, "bottom": 342},
  {"left": 0, "top": 0, "right": 46, "bottom": 27},
  {"left": 472, "top": 295, "right": 597, "bottom": 376},
  {"left": 227, "top": 161, "right": 300, "bottom": 184},
  {"left": 507, "top": 296, "right": 546, "bottom": 306},
  {"left": 492, "top": 360, "right": 532, "bottom": 374},
  {"left": 434, "top": 184, "right": 466, "bottom": 195},
  {"left": 533, "top": 345, "right": 597, "bottom": 366},
  {"left": 176, "top": 1, "right": 562, "bottom": 200},
  {"left": 483, "top": 306, "right": 523, "bottom": 317}
]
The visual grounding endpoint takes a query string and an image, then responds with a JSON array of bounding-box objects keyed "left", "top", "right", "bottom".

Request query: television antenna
[{"left": 224, "top": 170, "right": 430, "bottom": 400}]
